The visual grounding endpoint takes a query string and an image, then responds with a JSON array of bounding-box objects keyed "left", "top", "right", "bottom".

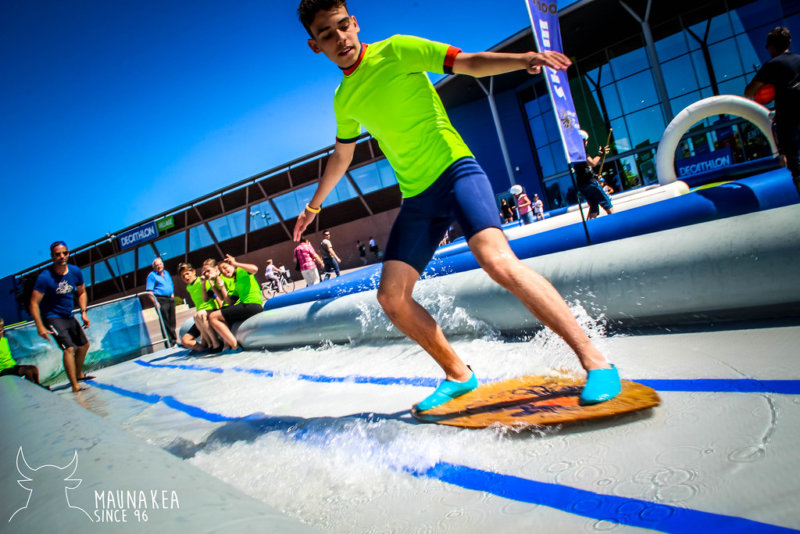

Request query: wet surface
[{"left": 59, "top": 316, "right": 800, "bottom": 533}]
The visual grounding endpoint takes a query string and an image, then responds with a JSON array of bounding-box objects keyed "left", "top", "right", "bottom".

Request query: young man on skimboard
[{"left": 293, "top": 0, "right": 621, "bottom": 411}]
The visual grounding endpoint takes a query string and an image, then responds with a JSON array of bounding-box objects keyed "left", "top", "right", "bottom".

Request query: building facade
[{"left": 8, "top": 0, "right": 798, "bottom": 314}]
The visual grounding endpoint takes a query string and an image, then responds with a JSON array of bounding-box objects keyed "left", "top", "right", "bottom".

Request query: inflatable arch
[{"left": 656, "top": 95, "right": 778, "bottom": 185}]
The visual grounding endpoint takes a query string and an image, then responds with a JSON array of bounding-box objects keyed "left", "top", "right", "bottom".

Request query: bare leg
[
  {"left": 62, "top": 346, "right": 82, "bottom": 392},
  {"left": 208, "top": 310, "right": 237, "bottom": 349},
  {"left": 19, "top": 365, "right": 40, "bottom": 385},
  {"left": 468, "top": 227, "right": 609, "bottom": 372},
  {"left": 195, "top": 311, "right": 219, "bottom": 349},
  {"left": 377, "top": 261, "right": 472, "bottom": 382},
  {"left": 181, "top": 332, "right": 204, "bottom": 351},
  {"left": 74, "top": 342, "right": 90, "bottom": 380}
]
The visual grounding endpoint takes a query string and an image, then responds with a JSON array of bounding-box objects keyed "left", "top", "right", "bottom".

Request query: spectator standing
[
  {"left": 320, "top": 230, "right": 342, "bottom": 279},
  {"left": 357, "top": 240, "right": 367, "bottom": 265},
  {"left": 294, "top": 238, "right": 324, "bottom": 286},
  {"left": 146, "top": 257, "right": 177, "bottom": 346},
  {"left": 29, "top": 241, "right": 92, "bottom": 392},
  {"left": 574, "top": 130, "right": 614, "bottom": 219},
  {"left": 368, "top": 236, "right": 380, "bottom": 261},
  {"left": 745, "top": 27, "right": 800, "bottom": 196},
  {"left": 513, "top": 187, "right": 535, "bottom": 225},
  {"left": 532, "top": 194, "right": 544, "bottom": 221},
  {"left": 500, "top": 198, "right": 514, "bottom": 223}
]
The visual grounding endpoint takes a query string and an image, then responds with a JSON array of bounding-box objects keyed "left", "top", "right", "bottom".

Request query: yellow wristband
[{"left": 305, "top": 203, "right": 321, "bottom": 214}]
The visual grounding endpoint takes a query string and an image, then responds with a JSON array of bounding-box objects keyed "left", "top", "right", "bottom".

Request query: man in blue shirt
[
  {"left": 146, "top": 257, "right": 177, "bottom": 346},
  {"left": 30, "top": 241, "right": 92, "bottom": 393}
]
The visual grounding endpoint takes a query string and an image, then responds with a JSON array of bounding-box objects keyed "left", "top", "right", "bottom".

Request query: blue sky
[{"left": 0, "top": 0, "right": 577, "bottom": 278}]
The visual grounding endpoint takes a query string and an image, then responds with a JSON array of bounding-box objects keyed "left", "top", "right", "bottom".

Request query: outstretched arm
[
  {"left": 225, "top": 254, "right": 258, "bottom": 275},
  {"left": 29, "top": 290, "right": 52, "bottom": 340},
  {"left": 293, "top": 141, "right": 356, "bottom": 241},
  {"left": 453, "top": 50, "right": 571, "bottom": 78},
  {"left": 744, "top": 79, "right": 763, "bottom": 99}
]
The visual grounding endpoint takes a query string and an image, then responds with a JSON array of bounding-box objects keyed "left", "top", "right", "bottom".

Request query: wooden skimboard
[{"left": 411, "top": 375, "right": 660, "bottom": 429}]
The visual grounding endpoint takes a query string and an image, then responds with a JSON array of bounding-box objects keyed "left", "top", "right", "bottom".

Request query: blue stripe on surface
[
  {"left": 86, "top": 378, "right": 799, "bottom": 533},
  {"left": 135, "top": 359, "right": 800, "bottom": 394}
]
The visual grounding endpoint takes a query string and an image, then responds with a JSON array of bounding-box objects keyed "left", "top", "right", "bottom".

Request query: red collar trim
[{"left": 342, "top": 43, "right": 367, "bottom": 76}]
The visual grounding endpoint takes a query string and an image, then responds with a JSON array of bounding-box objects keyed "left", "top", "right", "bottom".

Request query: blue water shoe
[
  {"left": 580, "top": 365, "right": 621, "bottom": 405},
  {"left": 414, "top": 372, "right": 478, "bottom": 412}
]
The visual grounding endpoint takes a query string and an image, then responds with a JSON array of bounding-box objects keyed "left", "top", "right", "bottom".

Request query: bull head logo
[{"left": 9, "top": 447, "right": 93, "bottom": 523}]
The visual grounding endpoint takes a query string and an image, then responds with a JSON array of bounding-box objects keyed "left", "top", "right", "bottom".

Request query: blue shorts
[
  {"left": 580, "top": 181, "right": 613, "bottom": 214},
  {"left": 384, "top": 157, "right": 502, "bottom": 273}
]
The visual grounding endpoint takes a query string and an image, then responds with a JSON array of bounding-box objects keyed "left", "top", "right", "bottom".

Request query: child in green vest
[
  {"left": 0, "top": 318, "right": 45, "bottom": 387},
  {"left": 178, "top": 263, "right": 222, "bottom": 353}
]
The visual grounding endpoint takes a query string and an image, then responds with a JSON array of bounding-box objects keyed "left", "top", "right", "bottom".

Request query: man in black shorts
[
  {"left": 746, "top": 27, "right": 800, "bottom": 197},
  {"left": 30, "top": 241, "right": 92, "bottom": 392}
]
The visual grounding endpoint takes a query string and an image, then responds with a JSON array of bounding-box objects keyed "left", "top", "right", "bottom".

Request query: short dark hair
[
  {"left": 178, "top": 262, "right": 194, "bottom": 273},
  {"left": 767, "top": 27, "right": 791, "bottom": 51},
  {"left": 298, "top": 0, "right": 348, "bottom": 37}
]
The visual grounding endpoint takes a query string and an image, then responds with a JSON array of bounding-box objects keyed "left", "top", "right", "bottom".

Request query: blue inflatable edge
[{"left": 264, "top": 169, "right": 796, "bottom": 312}]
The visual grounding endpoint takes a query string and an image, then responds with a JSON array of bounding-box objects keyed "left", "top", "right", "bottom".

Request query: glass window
[
  {"left": 709, "top": 38, "right": 745, "bottom": 82},
  {"left": 670, "top": 90, "right": 703, "bottom": 118},
  {"left": 108, "top": 250, "right": 135, "bottom": 276},
  {"left": 662, "top": 55, "right": 700, "bottom": 98},
  {"left": 690, "top": 13, "right": 733, "bottom": 46},
  {"left": 328, "top": 176, "right": 359, "bottom": 204},
  {"left": 375, "top": 159, "right": 398, "bottom": 188},
  {"left": 609, "top": 118, "right": 631, "bottom": 153},
  {"left": 207, "top": 211, "right": 246, "bottom": 242},
  {"left": 524, "top": 98, "right": 541, "bottom": 117},
  {"left": 625, "top": 105, "right": 665, "bottom": 148},
  {"left": 717, "top": 76, "right": 747, "bottom": 98},
  {"left": 599, "top": 84, "right": 623, "bottom": 119},
  {"left": 350, "top": 163, "right": 381, "bottom": 194},
  {"left": 94, "top": 261, "right": 112, "bottom": 284},
  {"left": 609, "top": 47, "right": 649, "bottom": 80},
  {"left": 730, "top": 1, "right": 782, "bottom": 34},
  {"left": 272, "top": 185, "right": 316, "bottom": 220},
  {"left": 729, "top": 9, "right": 747, "bottom": 34},
  {"left": 350, "top": 159, "right": 398, "bottom": 195},
  {"left": 617, "top": 155, "right": 643, "bottom": 189},
  {"left": 153, "top": 231, "right": 186, "bottom": 261},
  {"left": 249, "top": 201, "right": 279, "bottom": 231},
  {"left": 529, "top": 114, "right": 549, "bottom": 147},
  {"left": 736, "top": 34, "right": 761, "bottom": 79},
  {"left": 690, "top": 50, "right": 711, "bottom": 89},
  {"left": 544, "top": 173, "right": 578, "bottom": 208},
  {"left": 655, "top": 31, "right": 689, "bottom": 62},
  {"left": 617, "top": 70, "right": 660, "bottom": 115},
  {"left": 543, "top": 107, "right": 562, "bottom": 145},
  {"left": 189, "top": 224, "right": 215, "bottom": 251},
  {"left": 137, "top": 246, "right": 158, "bottom": 270},
  {"left": 536, "top": 144, "right": 557, "bottom": 178},
  {"left": 81, "top": 267, "right": 92, "bottom": 287}
]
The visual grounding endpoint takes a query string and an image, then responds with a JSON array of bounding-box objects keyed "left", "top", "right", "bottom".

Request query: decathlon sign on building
[
  {"left": 676, "top": 147, "right": 733, "bottom": 178},
  {"left": 118, "top": 221, "right": 159, "bottom": 250}
]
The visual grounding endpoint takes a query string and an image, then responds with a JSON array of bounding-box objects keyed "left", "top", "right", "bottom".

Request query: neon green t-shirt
[
  {"left": 0, "top": 337, "right": 17, "bottom": 372},
  {"left": 334, "top": 35, "right": 473, "bottom": 198},
  {"left": 233, "top": 267, "right": 262, "bottom": 305},
  {"left": 186, "top": 278, "right": 218, "bottom": 312}
]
